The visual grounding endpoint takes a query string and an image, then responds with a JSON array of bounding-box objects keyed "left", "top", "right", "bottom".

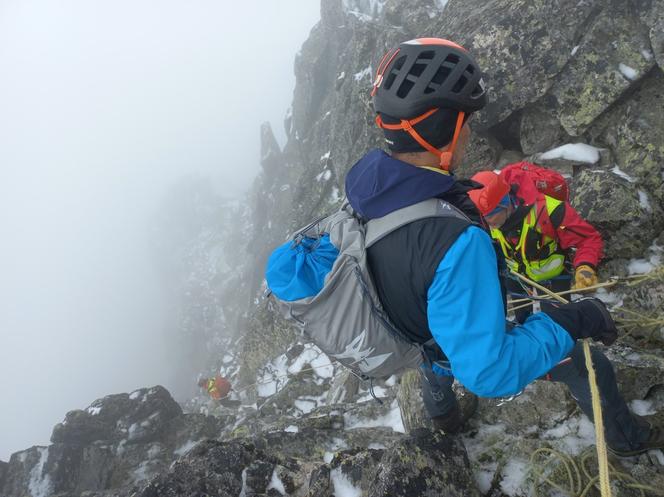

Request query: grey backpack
[{"left": 265, "top": 198, "right": 470, "bottom": 379}]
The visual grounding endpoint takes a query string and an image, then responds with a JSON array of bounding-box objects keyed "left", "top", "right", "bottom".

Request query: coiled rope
[{"left": 529, "top": 447, "right": 664, "bottom": 496}]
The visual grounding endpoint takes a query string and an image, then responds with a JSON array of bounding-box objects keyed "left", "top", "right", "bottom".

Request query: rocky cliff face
[
  {"left": 0, "top": 386, "right": 228, "bottom": 497},
  {"left": 2, "top": 345, "right": 663, "bottom": 496},
  {"left": 3, "top": 0, "right": 663, "bottom": 496},
  {"left": 237, "top": 0, "right": 664, "bottom": 389}
]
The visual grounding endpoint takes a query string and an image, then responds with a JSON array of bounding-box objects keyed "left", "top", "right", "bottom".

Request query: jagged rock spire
[{"left": 259, "top": 122, "right": 282, "bottom": 173}]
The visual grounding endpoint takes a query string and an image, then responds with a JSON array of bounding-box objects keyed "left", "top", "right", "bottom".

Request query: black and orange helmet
[{"left": 372, "top": 38, "right": 486, "bottom": 119}]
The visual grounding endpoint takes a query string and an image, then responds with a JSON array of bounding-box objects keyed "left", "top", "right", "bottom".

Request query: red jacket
[
  {"left": 508, "top": 194, "right": 604, "bottom": 269},
  {"left": 206, "top": 375, "right": 231, "bottom": 400},
  {"left": 535, "top": 195, "right": 604, "bottom": 268}
]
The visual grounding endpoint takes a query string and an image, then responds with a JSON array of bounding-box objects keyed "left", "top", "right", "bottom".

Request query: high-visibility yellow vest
[
  {"left": 491, "top": 196, "right": 565, "bottom": 282},
  {"left": 207, "top": 379, "right": 217, "bottom": 395}
]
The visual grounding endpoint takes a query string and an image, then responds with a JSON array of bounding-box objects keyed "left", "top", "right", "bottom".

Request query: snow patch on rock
[
  {"left": 499, "top": 459, "right": 529, "bottom": 495},
  {"left": 294, "top": 397, "right": 318, "bottom": 415},
  {"left": 354, "top": 66, "right": 372, "bottom": 81},
  {"left": 267, "top": 469, "right": 287, "bottom": 495},
  {"left": 384, "top": 375, "right": 397, "bottom": 387},
  {"left": 342, "top": 0, "right": 386, "bottom": 19},
  {"left": 257, "top": 354, "right": 290, "bottom": 397},
  {"left": 611, "top": 165, "right": 637, "bottom": 182},
  {"left": 344, "top": 399, "right": 405, "bottom": 432},
  {"left": 174, "top": 439, "right": 200, "bottom": 456},
  {"left": 618, "top": 63, "right": 638, "bottom": 81},
  {"left": 539, "top": 143, "right": 600, "bottom": 163},
  {"left": 638, "top": 190, "right": 652, "bottom": 212},
  {"left": 316, "top": 169, "right": 332, "bottom": 182},
  {"left": 239, "top": 468, "right": 248, "bottom": 497},
  {"left": 288, "top": 343, "right": 335, "bottom": 378},
  {"left": 330, "top": 467, "right": 362, "bottom": 497},
  {"left": 330, "top": 186, "right": 342, "bottom": 204},
  {"left": 594, "top": 287, "right": 622, "bottom": 308},
  {"left": 147, "top": 443, "right": 162, "bottom": 459},
  {"left": 541, "top": 415, "right": 596, "bottom": 455},
  {"left": 628, "top": 258, "right": 655, "bottom": 275},
  {"left": 356, "top": 385, "right": 388, "bottom": 403},
  {"left": 133, "top": 460, "right": 153, "bottom": 482},
  {"left": 630, "top": 399, "right": 656, "bottom": 416},
  {"left": 28, "top": 447, "right": 52, "bottom": 497}
]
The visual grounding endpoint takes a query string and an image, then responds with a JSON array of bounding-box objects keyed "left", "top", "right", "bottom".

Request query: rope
[
  {"left": 506, "top": 267, "right": 664, "bottom": 309},
  {"left": 510, "top": 270, "right": 612, "bottom": 497},
  {"left": 506, "top": 271, "right": 664, "bottom": 344},
  {"left": 612, "top": 306, "right": 664, "bottom": 343},
  {"left": 507, "top": 280, "right": 619, "bottom": 306},
  {"left": 529, "top": 447, "right": 664, "bottom": 496}
]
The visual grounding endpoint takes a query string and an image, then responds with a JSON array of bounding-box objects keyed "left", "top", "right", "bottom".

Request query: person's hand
[
  {"left": 573, "top": 264, "right": 598, "bottom": 289},
  {"left": 544, "top": 297, "right": 618, "bottom": 346}
]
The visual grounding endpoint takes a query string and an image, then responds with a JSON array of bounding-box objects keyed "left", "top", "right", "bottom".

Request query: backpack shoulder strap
[{"left": 365, "top": 198, "right": 471, "bottom": 248}]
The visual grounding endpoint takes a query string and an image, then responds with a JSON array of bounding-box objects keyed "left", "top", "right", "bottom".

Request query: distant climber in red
[{"left": 198, "top": 375, "right": 232, "bottom": 401}]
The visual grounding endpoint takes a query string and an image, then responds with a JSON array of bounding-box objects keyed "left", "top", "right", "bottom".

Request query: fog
[{"left": 0, "top": 0, "right": 320, "bottom": 460}]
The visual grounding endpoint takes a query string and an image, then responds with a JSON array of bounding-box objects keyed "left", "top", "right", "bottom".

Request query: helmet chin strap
[{"left": 375, "top": 110, "right": 466, "bottom": 171}]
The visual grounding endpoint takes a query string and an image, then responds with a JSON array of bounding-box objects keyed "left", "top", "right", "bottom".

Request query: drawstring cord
[{"left": 369, "top": 378, "right": 384, "bottom": 405}]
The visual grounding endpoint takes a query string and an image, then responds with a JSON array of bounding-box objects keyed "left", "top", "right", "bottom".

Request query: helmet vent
[
  {"left": 430, "top": 65, "right": 451, "bottom": 86},
  {"left": 444, "top": 53, "right": 460, "bottom": 65},
  {"left": 384, "top": 73, "right": 397, "bottom": 90},
  {"left": 451, "top": 75, "right": 468, "bottom": 94},
  {"left": 396, "top": 78, "right": 415, "bottom": 98},
  {"left": 410, "top": 51, "right": 435, "bottom": 81},
  {"left": 410, "top": 62, "right": 427, "bottom": 77},
  {"left": 384, "top": 56, "right": 406, "bottom": 90}
]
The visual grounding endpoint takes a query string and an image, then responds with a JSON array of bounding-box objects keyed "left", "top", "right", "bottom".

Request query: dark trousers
[
  {"left": 421, "top": 366, "right": 457, "bottom": 418},
  {"left": 420, "top": 343, "right": 650, "bottom": 451}
]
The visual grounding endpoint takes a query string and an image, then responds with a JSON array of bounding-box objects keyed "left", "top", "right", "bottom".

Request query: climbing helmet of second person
[{"left": 469, "top": 171, "right": 567, "bottom": 282}]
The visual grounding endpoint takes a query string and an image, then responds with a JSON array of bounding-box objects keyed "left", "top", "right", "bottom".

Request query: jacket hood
[{"left": 345, "top": 149, "right": 458, "bottom": 219}]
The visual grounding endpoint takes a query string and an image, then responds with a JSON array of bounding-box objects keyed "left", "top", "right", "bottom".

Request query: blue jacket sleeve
[{"left": 426, "top": 226, "right": 574, "bottom": 397}]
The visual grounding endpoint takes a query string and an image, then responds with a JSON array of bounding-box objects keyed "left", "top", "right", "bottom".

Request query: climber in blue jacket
[{"left": 347, "top": 37, "right": 661, "bottom": 456}]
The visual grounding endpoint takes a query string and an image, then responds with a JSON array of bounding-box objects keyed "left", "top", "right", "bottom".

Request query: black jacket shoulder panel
[{"left": 367, "top": 216, "right": 471, "bottom": 346}]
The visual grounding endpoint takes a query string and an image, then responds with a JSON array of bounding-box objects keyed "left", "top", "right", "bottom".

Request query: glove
[
  {"left": 543, "top": 297, "right": 618, "bottom": 346},
  {"left": 573, "top": 264, "right": 598, "bottom": 289}
]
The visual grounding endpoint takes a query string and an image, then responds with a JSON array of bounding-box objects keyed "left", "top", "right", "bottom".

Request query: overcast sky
[{"left": 0, "top": 0, "right": 320, "bottom": 460}]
